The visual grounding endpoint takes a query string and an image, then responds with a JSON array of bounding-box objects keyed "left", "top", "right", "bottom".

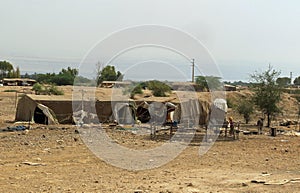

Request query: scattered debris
[
  {"left": 251, "top": 178, "right": 300, "bottom": 185},
  {"left": 251, "top": 180, "right": 266, "bottom": 184},
  {"left": 264, "top": 179, "right": 290, "bottom": 185},
  {"left": 22, "top": 161, "right": 46, "bottom": 166},
  {"left": 283, "top": 131, "right": 300, "bottom": 136},
  {"left": 280, "top": 119, "right": 298, "bottom": 127},
  {"left": 2, "top": 125, "right": 27, "bottom": 132}
]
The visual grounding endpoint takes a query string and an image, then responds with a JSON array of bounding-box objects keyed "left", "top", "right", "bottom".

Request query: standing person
[
  {"left": 229, "top": 117, "right": 234, "bottom": 136},
  {"left": 257, "top": 118, "right": 264, "bottom": 135},
  {"left": 222, "top": 118, "right": 229, "bottom": 137}
]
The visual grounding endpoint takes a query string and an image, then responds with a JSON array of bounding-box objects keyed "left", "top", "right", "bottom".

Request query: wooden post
[{"left": 15, "top": 91, "right": 18, "bottom": 108}]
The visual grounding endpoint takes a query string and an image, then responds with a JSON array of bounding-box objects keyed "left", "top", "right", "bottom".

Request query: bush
[
  {"left": 32, "top": 83, "right": 44, "bottom": 95},
  {"left": 236, "top": 100, "right": 254, "bottom": 124},
  {"left": 48, "top": 85, "right": 64, "bottom": 95},
  {"left": 130, "top": 84, "right": 143, "bottom": 98},
  {"left": 32, "top": 83, "right": 64, "bottom": 95},
  {"left": 147, "top": 80, "right": 171, "bottom": 97}
]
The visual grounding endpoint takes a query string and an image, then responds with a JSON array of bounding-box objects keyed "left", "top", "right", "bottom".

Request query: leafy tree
[
  {"left": 195, "top": 76, "right": 208, "bottom": 91},
  {"left": 147, "top": 80, "right": 171, "bottom": 97},
  {"left": 294, "top": 76, "right": 300, "bottom": 85},
  {"left": 276, "top": 77, "right": 291, "bottom": 87},
  {"left": 97, "top": 65, "right": 122, "bottom": 86},
  {"left": 15, "top": 66, "right": 20, "bottom": 78},
  {"left": 250, "top": 66, "right": 283, "bottom": 127},
  {"left": 34, "top": 67, "right": 78, "bottom": 85},
  {"left": 195, "top": 76, "right": 222, "bottom": 91},
  {"left": 0, "top": 61, "right": 14, "bottom": 79},
  {"left": 23, "top": 73, "right": 30, "bottom": 78},
  {"left": 52, "top": 67, "right": 78, "bottom": 85},
  {"left": 236, "top": 100, "right": 254, "bottom": 124}
]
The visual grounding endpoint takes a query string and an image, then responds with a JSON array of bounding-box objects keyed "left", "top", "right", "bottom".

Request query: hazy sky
[{"left": 1, "top": 0, "right": 300, "bottom": 81}]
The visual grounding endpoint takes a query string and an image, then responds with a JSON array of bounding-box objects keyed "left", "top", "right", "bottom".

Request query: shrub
[
  {"left": 236, "top": 100, "right": 254, "bottom": 124},
  {"left": 32, "top": 83, "right": 64, "bottom": 95},
  {"left": 32, "top": 83, "right": 44, "bottom": 95},
  {"left": 147, "top": 80, "right": 171, "bottom": 97},
  {"left": 48, "top": 85, "right": 64, "bottom": 95}
]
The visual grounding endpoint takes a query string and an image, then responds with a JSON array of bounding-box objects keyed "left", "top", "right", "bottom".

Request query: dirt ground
[{"left": 0, "top": 86, "right": 300, "bottom": 193}]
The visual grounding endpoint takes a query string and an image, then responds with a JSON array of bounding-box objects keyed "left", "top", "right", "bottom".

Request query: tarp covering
[
  {"left": 113, "top": 103, "right": 135, "bottom": 125},
  {"left": 15, "top": 95, "right": 59, "bottom": 124}
]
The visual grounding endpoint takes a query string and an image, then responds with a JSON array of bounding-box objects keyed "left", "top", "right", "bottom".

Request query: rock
[
  {"left": 186, "top": 182, "right": 193, "bottom": 187},
  {"left": 56, "top": 139, "right": 64, "bottom": 145},
  {"left": 134, "top": 190, "right": 143, "bottom": 193},
  {"left": 242, "top": 182, "right": 248, "bottom": 187},
  {"left": 22, "top": 130, "right": 29, "bottom": 135},
  {"left": 187, "top": 187, "right": 200, "bottom": 193}
]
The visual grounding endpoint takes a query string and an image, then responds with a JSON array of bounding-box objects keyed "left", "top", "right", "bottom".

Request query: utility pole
[{"left": 191, "top": 59, "right": 195, "bottom": 83}]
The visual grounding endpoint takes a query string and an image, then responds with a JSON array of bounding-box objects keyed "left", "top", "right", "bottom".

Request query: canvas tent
[
  {"left": 15, "top": 95, "right": 59, "bottom": 124},
  {"left": 16, "top": 94, "right": 116, "bottom": 125},
  {"left": 16, "top": 94, "right": 214, "bottom": 126}
]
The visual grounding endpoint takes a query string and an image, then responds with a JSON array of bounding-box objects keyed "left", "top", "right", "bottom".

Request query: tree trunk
[{"left": 267, "top": 113, "right": 271, "bottom": 127}]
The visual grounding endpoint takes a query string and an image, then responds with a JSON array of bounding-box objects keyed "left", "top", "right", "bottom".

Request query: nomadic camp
[{"left": 15, "top": 94, "right": 215, "bottom": 127}]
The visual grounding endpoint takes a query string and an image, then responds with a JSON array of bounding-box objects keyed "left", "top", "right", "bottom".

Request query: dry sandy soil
[{"left": 0, "top": 86, "right": 300, "bottom": 193}]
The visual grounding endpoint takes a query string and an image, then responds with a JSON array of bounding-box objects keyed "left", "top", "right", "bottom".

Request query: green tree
[
  {"left": 15, "top": 66, "right": 20, "bottom": 78},
  {"left": 276, "top": 77, "right": 291, "bottom": 87},
  {"left": 0, "top": 61, "right": 14, "bottom": 79},
  {"left": 34, "top": 67, "right": 78, "bottom": 85},
  {"left": 236, "top": 100, "right": 254, "bottom": 124},
  {"left": 195, "top": 76, "right": 222, "bottom": 91},
  {"left": 97, "top": 65, "right": 122, "bottom": 86},
  {"left": 251, "top": 66, "right": 283, "bottom": 127},
  {"left": 195, "top": 76, "right": 208, "bottom": 91},
  {"left": 147, "top": 80, "right": 171, "bottom": 97},
  {"left": 294, "top": 76, "right": 300, "bottom": 85}
]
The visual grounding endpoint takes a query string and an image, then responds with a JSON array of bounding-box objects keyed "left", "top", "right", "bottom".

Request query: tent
[
  {"left": 15, "top": 94, "right": 115, "bottom": 125},
  {"left": 112, "top": 101, "right": 136, "bottom": 125},
  {"left": 15, "top": 95, "right": 59, "bottom": 124},
  {"left": 15, "top": 94, "right": 213, "bottom": 126}
]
